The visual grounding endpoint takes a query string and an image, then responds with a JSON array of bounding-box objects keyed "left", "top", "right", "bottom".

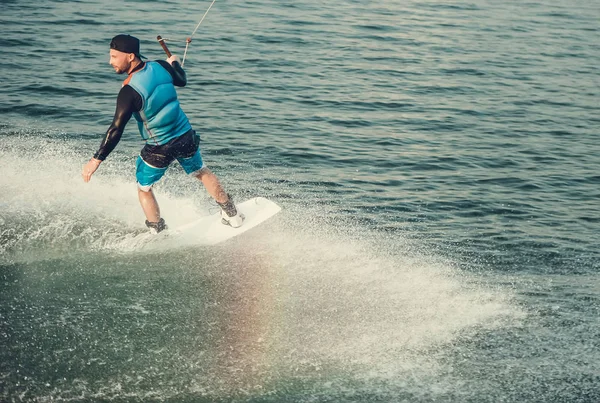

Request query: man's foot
[
  {"left": 145, "top": 218, "right": 167, "bottom": 234},
  {"left": 217, "top": 194, "right": 244, "bottom": 228},
  {"left": 220, "top": 210, "right": 245, "bottom": 228}
]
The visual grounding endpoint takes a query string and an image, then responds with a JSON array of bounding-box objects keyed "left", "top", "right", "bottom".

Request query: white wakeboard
[
  {"left": 172, "top": 196, "right": 281, "bottom": 245},
  {"left": 125, "top": 197, "right": 281, "bottom": 249}
]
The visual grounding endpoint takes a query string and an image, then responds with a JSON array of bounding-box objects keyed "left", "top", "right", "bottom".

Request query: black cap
[{"left": 110, "top": 34, "right": 146, "bottom": 59}]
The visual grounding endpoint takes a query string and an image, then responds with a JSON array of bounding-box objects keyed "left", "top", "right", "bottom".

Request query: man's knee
[
  {"left": 137, "top": 182, "right": 153, "bottom": 192},
  {"left": 192, "top": 166, "right": 212, "bottom": 179}
]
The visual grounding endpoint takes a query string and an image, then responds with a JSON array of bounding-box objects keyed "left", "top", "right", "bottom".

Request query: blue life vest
[{"left": 125, "top": 62, "right": 191, "bottom": 145}]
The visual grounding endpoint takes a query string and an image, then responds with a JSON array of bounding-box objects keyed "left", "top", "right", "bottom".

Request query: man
[{"left": 82, "top": 34, "right": 243, "bottom": 233}]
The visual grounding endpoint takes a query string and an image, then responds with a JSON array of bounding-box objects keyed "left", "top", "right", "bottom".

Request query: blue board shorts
[{"left": 136, "top": 130, "right": 205, "bottom": 191}]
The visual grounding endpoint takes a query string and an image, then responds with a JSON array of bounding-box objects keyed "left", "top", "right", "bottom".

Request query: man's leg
[
  {"left": 176, "top": 138, "right": 243, "bottom": 228},
  {"left": 193, "top": 167, "right": 228, "bottom": 203},
  {"left": 193, "top": 167, "right": 243, "bottom": 228},
  {"left": 138, "top": 188, "right": 161, "bottom": 223},
  {"left": 136, "top": 156, "right": 169, "bottom": 232}
]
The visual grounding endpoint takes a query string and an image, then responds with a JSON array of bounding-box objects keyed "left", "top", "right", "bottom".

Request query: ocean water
[{"left": 1, "top": 0, "right": 599, "bottom": 401}]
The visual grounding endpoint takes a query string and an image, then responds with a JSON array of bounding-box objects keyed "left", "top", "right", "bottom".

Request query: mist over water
[
  {"left": 1, "top": 131, "right": 522, "bottom": 401},
  {"left": 2, "top": 0, "right": 600, "bottom": 401}
]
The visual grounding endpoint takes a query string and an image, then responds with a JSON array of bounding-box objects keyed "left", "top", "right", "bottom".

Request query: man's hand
[
  {"left": 167, "top": 55, "right": 181, "bottom": 65},
  {"left": 82, "top": 158, "right": 102, "bottom": 183}
]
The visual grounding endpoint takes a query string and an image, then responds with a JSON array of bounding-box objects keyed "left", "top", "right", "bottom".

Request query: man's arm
[
  {"left": 93, "top": 85, "right": 140, "bottom": 160},
  {"left": 157, "top": 57, "right": 187, "bottom": 87},
  {"left": 82, "top": 85, "right": 141, "bottom": 182}
]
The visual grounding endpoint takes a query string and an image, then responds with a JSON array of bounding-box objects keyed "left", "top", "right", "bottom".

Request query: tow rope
[{"left": 156, "top": 0, "right": 217, "bottom": 66}]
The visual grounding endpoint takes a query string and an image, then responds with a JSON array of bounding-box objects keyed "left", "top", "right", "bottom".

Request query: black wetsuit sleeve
[
  {"left": 93, "top": 85, "right": 142, "bottom": 161},
  {"left": 157, "top": 59, "right": 187, "bottom": 87}
]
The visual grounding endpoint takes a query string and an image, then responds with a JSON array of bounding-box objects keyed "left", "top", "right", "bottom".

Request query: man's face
[{"left": 109, "top": 49, "right": 133, "bottom": 74}]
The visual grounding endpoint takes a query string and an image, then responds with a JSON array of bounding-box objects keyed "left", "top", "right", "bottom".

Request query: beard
[{"left": 112, "top": 64, "right": 128, "bottom": 74}]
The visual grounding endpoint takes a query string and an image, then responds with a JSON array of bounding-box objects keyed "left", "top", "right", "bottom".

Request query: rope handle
[{"left": 156, "top": 35, "right": 172, "bottom": 58}]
